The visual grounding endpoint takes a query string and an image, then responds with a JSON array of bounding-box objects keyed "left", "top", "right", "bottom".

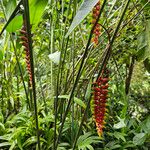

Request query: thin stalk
[
  {"left": 71, "top": 0, "right": 76, "bottom": 145},
  {"left": 55, "top": 0, "right": 107, "bottom": 148},
  {"left": 22, "top": 0, "right": 41, "bottom": 149},
  {"left": 54, "top": 0, "right": 73, "bottom": 149},
  {"left": 72, "top": 0, "right": 131, "bottom": 149},
  {"left": 125, "top": 56, "right": 135, "bottom": 95}
]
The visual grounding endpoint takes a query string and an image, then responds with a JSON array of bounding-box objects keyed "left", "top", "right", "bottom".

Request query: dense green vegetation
[{"left": 0, "top": 0, "right": 150, "bottom": 149}]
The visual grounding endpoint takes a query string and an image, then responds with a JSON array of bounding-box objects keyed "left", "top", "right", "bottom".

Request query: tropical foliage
[{"left": 0, "top": 0, "right": 150, "bottom": 149}]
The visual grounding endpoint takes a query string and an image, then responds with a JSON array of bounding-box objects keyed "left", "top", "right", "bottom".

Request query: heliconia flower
[
  {"left": 91, "top": 67, "right": 109, "bottom": 137},
  {"left": 91, "top": 1, "right": 101, "bottom": 46},
  {"left": 20, "top": 24, "right": 32, "bottom": 87}
]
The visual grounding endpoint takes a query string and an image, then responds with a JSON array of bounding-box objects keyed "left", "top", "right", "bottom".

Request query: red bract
[
  {"left": 91, "top": 66, "right": 109, "bottom": 137},
  {"left": 92, "top": 1, "right": 101, "bottom": 46},
  {"left": 20, "top": 24, "right": 32, "bottom": 87}
]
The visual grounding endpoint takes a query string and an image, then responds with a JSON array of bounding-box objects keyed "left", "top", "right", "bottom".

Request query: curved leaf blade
[{"left": 65, "top": 0, "right": 99, "bottom": 37}]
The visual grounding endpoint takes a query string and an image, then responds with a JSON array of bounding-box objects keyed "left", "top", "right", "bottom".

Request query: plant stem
[{"left": 125, "top": 56, "right": 135, "bottom": 95}]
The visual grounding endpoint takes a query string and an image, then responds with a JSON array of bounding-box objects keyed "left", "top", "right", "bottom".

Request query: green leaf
[
  {"left": 29, "top": 0, "right": 48, "bottom": 28},
  {"left": 77, "top": 132, "right": 100, "bottom": 149},
  {"left": 23, "top": 136, "right": 46, "bottom": 148},
  {"left": 87, "top": 145, "right": 94, "bottom": 150},
  {"left": 144, "top": 58, "right": 150, "bottom": 73},
  {"left": 85, "top": 82, "right": 92, "bottom": 101},
  {"left": 74, "top": 97, "right": 86, "bottom": 109},
  {"left": 141, "top": 116, "right": 150, "bottom": 134},
  {"left": 0, "top": 142, "right": 11, "bottom": 148},
  {"left": 0, "top": 122, "right": 5, "bottom": 133},
  {"left": 6, "top": 15, "right": 23, "bottom": 32},
  {"left": 65, "top": 0, "right": 99, "bottom": 37},
  {"left": 9, "top": 140, "right": 17, "bottom": 150},
  {"left": 22, "top": 136, "right": 37, "bottom": 148},
  {"left": 5, "top": 0, "right": 16, "bottom": 19},
  {"left": 0, "top": 50, "right": 3, "bottom": 61},
  {"left": 137, "top": 19, "right": 150, "bottom": 61},
  {"left": 133, "top": 133, "right": 147, "bottom": 146},
  {"left": 58, "top": 95, "right": 86, "bottom": 108},
  {"left": 113, "top": 131, "right": 126, "bottom": 142},
  {"left": 114, "top": 118, "right": 126, "bottom": 129}
]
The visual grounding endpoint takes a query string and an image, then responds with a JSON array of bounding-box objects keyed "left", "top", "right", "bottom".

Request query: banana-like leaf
[{"left": 65, "top": 0, "right": 99, "bottom": 37}]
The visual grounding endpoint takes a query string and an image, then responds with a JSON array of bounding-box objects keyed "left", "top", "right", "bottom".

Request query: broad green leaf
[
  {"left": 5, "top": 0, "right": 16, "bottom": 19},
  {"left": 114, "top": 118, "right": 126, "bottom": 129},
  {"left": 65, "top": 0, "right": 99, "bottom": 37},
  {"left": 29, "top": 0, "right": 48, "bottom": 28},
  {"left": 133, "top": 133, "right": 147, "bottom": 146},
  {"left": 6, "top": 15, "right": 23, "bottom": 32}
]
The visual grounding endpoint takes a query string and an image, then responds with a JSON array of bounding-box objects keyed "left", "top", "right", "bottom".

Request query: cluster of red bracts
[
  {"left": 20, "top": 24, "right": 32, "bottom": 87},
  {"left": 91, "top": 70, "right": 109, "bottom": 137},
  {"left": 92, "top": 1, "right": 101, "bottom": 45}
]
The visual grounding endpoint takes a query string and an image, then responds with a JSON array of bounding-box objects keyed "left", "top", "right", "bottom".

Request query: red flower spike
[
  {"left": 91, "top": 67, "right": 109, "bottom": 137},
  {"left": 91, "top": 1, "right": 101, "bottom": 46},
  {"left": 20, "top": 24, "right": 33, "bottom": 87}
]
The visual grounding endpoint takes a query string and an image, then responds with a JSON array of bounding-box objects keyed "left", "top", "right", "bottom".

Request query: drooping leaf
[{"left": 65, "top": 0, "right": 99, "bottom": 37}]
